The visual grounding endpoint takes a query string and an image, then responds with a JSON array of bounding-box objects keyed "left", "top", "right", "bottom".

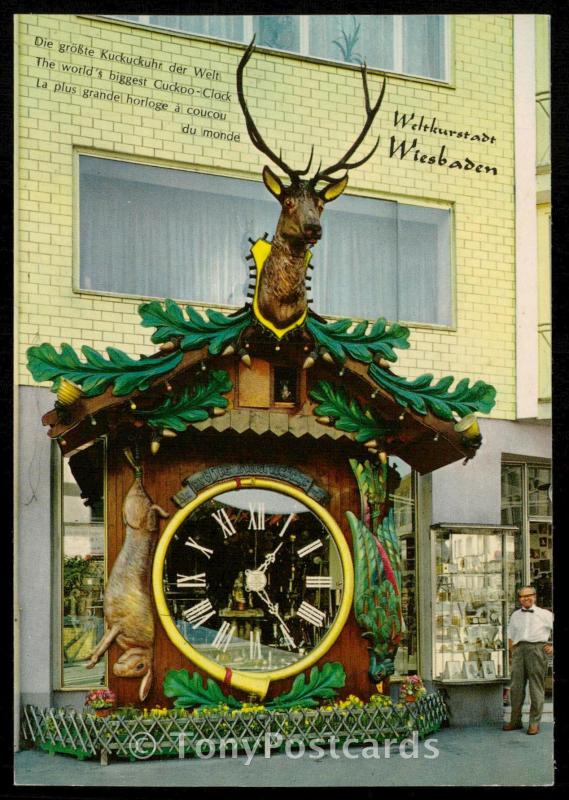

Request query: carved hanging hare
[{"left": 87, "top": 467, "right": 168, "bottom": 701}]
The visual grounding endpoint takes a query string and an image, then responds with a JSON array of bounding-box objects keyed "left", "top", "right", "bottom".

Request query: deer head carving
[{"left": 237, "top": 37, "right": 386, "bottom": 334}]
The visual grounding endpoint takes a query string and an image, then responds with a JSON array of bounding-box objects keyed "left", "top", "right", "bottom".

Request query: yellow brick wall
[{"left": 16, "top": 14, "right": 516, "bottom": 418}]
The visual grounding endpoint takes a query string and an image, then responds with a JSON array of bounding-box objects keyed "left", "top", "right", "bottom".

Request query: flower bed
[{"left": 21, "top": 692, "right": 447, "bottom": 764}]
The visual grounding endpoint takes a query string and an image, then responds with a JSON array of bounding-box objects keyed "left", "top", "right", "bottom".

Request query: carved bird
[{"left": 347, "top": 459, "right": 403, "bottom": 682}]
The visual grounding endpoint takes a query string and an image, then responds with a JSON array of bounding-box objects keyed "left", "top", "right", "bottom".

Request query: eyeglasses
[{"left": 518, "top": 594, "right": 536, "bottom": 599}]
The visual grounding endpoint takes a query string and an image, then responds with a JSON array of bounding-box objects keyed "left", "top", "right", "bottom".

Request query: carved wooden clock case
[
  {"left": 105, "top": 350, "right": 377, "bottom": 707},
  {"left": 37, "top": 319, "right": 482, "bottom": 709}
]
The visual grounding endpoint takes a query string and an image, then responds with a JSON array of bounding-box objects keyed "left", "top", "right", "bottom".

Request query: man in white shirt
[{"left": 503, "top": 586, "right": 553, "bottom": 735}]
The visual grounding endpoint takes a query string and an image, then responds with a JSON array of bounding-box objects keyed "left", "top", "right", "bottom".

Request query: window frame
[
  {"left": 390, "top": 463, "right": 421, "bottom": 680},
  {"left": 52, "top": 437, "right": 108, "bottom": 692},
  {"left": 501, "top": 457, "right": 552, "bottom": 589},
  {"left": 92, "top": 14, "right": 453, "bottom": 86},
  {"left": 74, "top": 148, "right": 456, "bottom": 331}
]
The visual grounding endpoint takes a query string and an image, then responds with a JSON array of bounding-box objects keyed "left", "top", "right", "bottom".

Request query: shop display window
[
  {"left": 58, "top": 440, "right": 106, "bottom": 689},
  {"left": 432, "top": 524, "right": 522, "bottom": 682},
  {"left": 392, "top": 459, "right": 418, "bottom": 677}
]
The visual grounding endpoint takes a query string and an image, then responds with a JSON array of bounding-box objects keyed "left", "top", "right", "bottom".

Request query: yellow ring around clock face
[{"left": 153, "top": 477, "right": 354, "bottom": 699}]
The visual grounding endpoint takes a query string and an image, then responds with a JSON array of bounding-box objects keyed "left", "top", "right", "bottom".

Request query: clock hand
[
  {"left": 256, "top": 588, "right": 293, "bottom": 637},
  {"left": 245, "top": 544, "right": 283, "bottom": 593},
  {"left": 258, "top": 542, "right": 284, "bottom": 573},
  {"left": 257, "top": 590, "right": 297, "bottom": 651}
]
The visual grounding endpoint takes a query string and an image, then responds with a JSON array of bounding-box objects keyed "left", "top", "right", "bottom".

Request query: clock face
[{"left": 153, "top": 478, "right": 353, "bottom": 696}]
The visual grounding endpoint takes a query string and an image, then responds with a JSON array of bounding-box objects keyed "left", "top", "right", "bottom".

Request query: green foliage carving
[
  {"left": 139, "top": 299, "right": 253, "bottom": 355},
  {"left": 350, "top": 459, "right": 402, "bottom": 581},
  {"left": 163, "top": 669, "right": 241, "bottom": 709},
  {"left": 309, "top": 380, "right": 394, "bottom": 442},
  {"left": 373, "top": 506, "right": 402, "bottom": 595},
  {"left": 350, "top": 457, "right": 387, "bottom": 529},
  {"left": 306, "top": 313, "right": 410, "bottom": 365},
  {"left": 162, "top": 664, "right": 345, "bottom": 711},
  {"left": 265, "top": 663, "right": 346, "bottom": 710},
  {"left": 348, "top": 510, "right": 403, "bottom": 681},
  {"left": 26, "top": 342, "right": 183, "bottom": 397},
  {"left": 348, "top": 458, "right": 403, "bottom": 682},
  {"left": 133, "top": 370, "right": 233, "bottom": 431},
  {"left": 368, "top": 362, "right": 497, "bottom": 420}
]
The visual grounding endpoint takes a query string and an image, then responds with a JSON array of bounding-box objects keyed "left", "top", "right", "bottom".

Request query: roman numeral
[
  {"left": 248, "top": 502, "right": 266, "bottom": 531},
  {"left": 176, "top": 572, "right": 206, "bottom": 589},
  {"left": 278, "top": 513, "right": 295, "bottom": 538},
  {"left": 297, "top": 601, "right": 326, "bottom": 627},
  {"left": 182, "top": 599, "right": 215, "bottom": 628},
  {"left": 185, "top": 536, "right": 213, "bottom": 559},
  {"left": 297, "top": 539, "right": 323, "bottom": 558},
  {"left": 306, "top": 575, "right": 333, "bottom": 588},
  {"left": 211, "top": 621, "right": 236, "bottom": 651},
  {"left": 212, "top": 508, "right": 237, "bottom": 538}
]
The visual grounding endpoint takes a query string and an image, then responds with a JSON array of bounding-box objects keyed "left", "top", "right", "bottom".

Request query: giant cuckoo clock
[{"left": 28, "top": 39, "right": 495, "bottom": 707}]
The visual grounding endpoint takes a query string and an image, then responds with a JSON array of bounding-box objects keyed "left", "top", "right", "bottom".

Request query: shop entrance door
[
  {"left": 529, "top": 518, "right": 552, "bottom": 697},
  {"left": 529, "top": 519, "right": 552, "bottom": 609}
]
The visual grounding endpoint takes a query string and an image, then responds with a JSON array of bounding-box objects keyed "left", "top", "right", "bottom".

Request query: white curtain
[
  {"left": 312, "top": 194, "right": 398, "bottom": 320},
  {"left": 114, "top": 16, "right": 445, "bottom": 80},
  {"left": 80, "top": 158, "right": 278, "bottom": 306},
  {"left": 254, "top": 16, "right": 300, "bottom": 52},
  {"left": 80, "top": 156, "right": 451, "bottom": 324},
  {"left": 397, "top": 204, "right": 452, "bottom": 325},
  {"left": 308, "top": 15, "right": 394, "bottom": 69},
  {"left": 148, "top": 16, "right": 244, "bottom": 41},
  {"left": 402, "top": 15, "right": 445, "bottom": 81}
]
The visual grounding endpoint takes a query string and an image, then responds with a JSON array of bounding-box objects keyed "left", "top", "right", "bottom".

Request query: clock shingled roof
[{"left": 30, "top": 301, "right": 488, "bottom": 475}]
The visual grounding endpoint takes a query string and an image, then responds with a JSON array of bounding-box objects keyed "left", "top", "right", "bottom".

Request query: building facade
[{"left": 15, "top": 13, "right": 551, "bottom": 728}]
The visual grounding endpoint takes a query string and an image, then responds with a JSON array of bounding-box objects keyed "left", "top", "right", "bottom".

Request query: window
[
  {"left": 391, "top": 458, "right": 418, "bottom": 677},
  {"left": 79, "top": 155, "right": 452, "bottom": 326},
  {"left": 59, "top": 440, "right": 106, "bottom": 688},
  {"left": 501, "top": 460, "right": 552, "bottom": 695},
  {"left": 501, "top": 461, "right": 552, "bottom": 609},
  {"left": 111, "top": 15, "right": 449, "bottom": 82}
]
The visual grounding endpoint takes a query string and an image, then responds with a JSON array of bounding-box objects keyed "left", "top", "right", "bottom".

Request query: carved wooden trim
[{"left": 173, "top": 464, "right": 330, "bottom": 508}]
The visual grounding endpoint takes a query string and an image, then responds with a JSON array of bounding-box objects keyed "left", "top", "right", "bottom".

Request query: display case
[{"left": 432, "top": 524, "right": 522, "bottom": 683}]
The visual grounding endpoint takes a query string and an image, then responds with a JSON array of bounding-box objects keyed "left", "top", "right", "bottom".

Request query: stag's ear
[
  {"left": 263, "top": 166, "right": 285, "bottom": 200},
  {"left": 320, "top": 174, "right": 349, "bottom": 203}
]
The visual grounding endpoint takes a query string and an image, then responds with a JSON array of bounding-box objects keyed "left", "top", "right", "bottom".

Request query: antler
[
  {"left": 237, "top": 37, "right": 314, "bottom": 183},
  {"left": 310, "top": 65, "right": 387, "bottom": 185}
]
